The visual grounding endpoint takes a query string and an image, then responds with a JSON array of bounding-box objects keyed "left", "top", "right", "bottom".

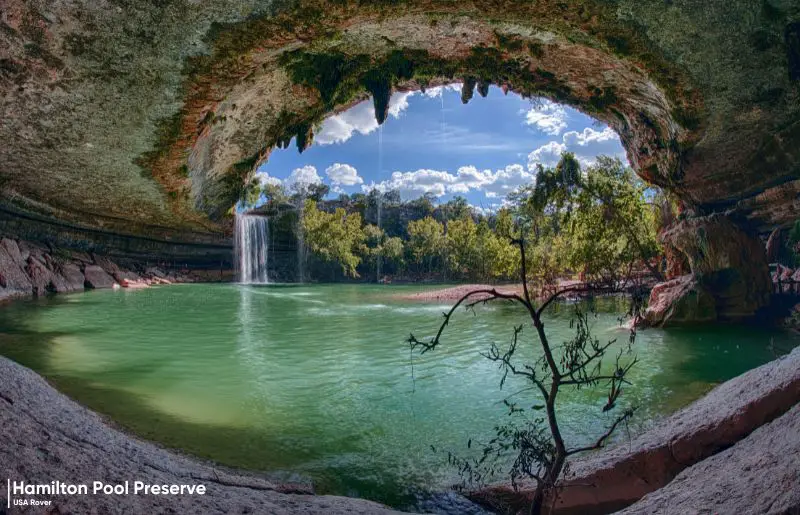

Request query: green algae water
[{"left": 0, "top": 284, "right": 797, "bottom": 509}]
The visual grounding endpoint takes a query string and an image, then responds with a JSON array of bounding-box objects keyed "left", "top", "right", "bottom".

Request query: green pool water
[{"left": 0, "top": 283, "right": 796, "bottom": 509}]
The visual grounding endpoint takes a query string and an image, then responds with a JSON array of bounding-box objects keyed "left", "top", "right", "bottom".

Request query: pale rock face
[{"left": 475, "top": 346, "right": 800, "bottom": 514}]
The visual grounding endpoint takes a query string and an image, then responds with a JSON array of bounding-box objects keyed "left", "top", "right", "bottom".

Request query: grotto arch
[{"left": 2, "top": 0, "right": 799, "bottom": 322}]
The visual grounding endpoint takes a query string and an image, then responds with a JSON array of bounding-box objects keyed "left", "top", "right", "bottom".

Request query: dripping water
[
  {"left": 296, "top": 200, "right": 307, "bottom": 283},
  {"left": 376, "top": 124, "right": 383, "bottom": 283}
]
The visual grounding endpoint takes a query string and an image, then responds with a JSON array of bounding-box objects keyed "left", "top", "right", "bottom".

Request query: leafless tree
[{"left": 409, "top": 239, "right": 642, "bottom": 515}]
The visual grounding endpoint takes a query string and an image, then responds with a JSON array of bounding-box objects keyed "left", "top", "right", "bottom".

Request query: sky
[{"left": 256, "top": 84, "right": 627, "bottom": 213}]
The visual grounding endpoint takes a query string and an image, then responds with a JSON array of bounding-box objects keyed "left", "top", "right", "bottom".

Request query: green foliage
[
  {"left": 279, "top": 154, "right": 659, "bottom": 283},
  {"left": 301, "top": 200, "right": 365, "bottom": 277},
  {"left": 513, "top": 153, "right": 662, "bottom": 282},
  {"left": 407, "top": 216, "right": 445, "bottom": 273}
]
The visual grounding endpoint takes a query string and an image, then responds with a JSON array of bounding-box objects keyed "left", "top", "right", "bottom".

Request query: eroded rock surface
[
  {"left": 0, "top": 237, "right": 226, "bottom": 301},
  {"left": 473, "top": 345, "right": 800, "bottom": 514},
  {"left": 0, "top": 357, "right": 406, "bottom": 515},
  {"left": 619, "top": 403, "right": 800, "bottom": 515},
  {"left": 644, "top": 214, "right": 772, "bottom": 326},
  {"left": 1, "top": 1, "right": 798, "bottom": 245},
  {"left": 82, "top": 264, "right": 117, "bottom": 289}
]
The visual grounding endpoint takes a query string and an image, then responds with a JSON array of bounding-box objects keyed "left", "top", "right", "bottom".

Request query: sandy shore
[{"left": 394, "top": 281, "right": 586, "bottom": 303}]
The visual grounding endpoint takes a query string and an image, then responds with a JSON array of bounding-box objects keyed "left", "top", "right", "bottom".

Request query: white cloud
[
  {"left": 362, "top": 163, "right": 535, "bottom": 200},
  {"left": 527, "top": 126, "right": 625, "bottom": 170},
  {"left": 527, "top": 141, "right": 567, "bottom": 169},
  {"left": 285, "top": 165, "right": 323, "bottom": 192},
  {"left": 363, "top": 168, "right": 457, "bottom": 198},
  {"left": 388, "top": 91, "right": 415, "bottom": 117},
  {"left": 325, "top": 163, "right": 363, "bottom": 187},
  {"left": 523, "top": 100, "right": 568, "bottom": 136},
  {"left": 420, "top": 83, "right": 463, "bottom": 98},
  {"left": 315, "top": 91, "right": 417, "bottom": 145},
  {"left": 255, "top": 171, "right": 283, "bottom": 187},
  {"left": 482, "top": 164, "right": 536, "bottom": 198}
]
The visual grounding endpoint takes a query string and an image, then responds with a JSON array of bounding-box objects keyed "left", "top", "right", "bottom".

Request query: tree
[
  {"left": 409, "top": 238, "right": 641, "bottom": 515},
  {"left": 241, "top": 177, "right": 262, "bottom": 208},
  {"left": 407, "top": 216, "right": 445, "bottom": 274},
  {"left": 439, "top": 196, "right": 473, "bottom": 222},
  {"left": 446, "top": 216, "right": 479, "bottom": 279},
  {"left": 301, "top": 199, "right": 365, "bottom": 277},
  {"left": 262, "top": 182, "right": 288, "bottom": 205},
  {"left": 382, "top": 236, "right": 405, "bottom": 273},
  {"left": 516, "top": 153, "right": 662, "bottom": 283}
]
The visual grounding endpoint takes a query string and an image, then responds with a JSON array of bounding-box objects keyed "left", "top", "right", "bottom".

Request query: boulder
[
  {"left": 473, "top": 346, "right": 800, "bottom": 514},
  {"left": 765, "top": 227, "right": 784, "bottom": 263},
  {"left": 92, "top": 254, "right": 121, "bottom": 275},
  {"left": 642, "top": 275, "right": 717, "bottom": 327},
  {"left": 619, "top": 403, "right": 800, "bottom": 515},
  {"left": 55, "top": 262, "right": 86, "bottom": 293},
  {"left": 113, "top": 270, "right": 141, "bottom": 283},
  {"left": 0, "top": 240, "right": 32, "bottom": 295},
  {"left": 17, "top": 240, "right": 47, "bottom": 262},
  {"left": 652, "top": 214, "right": 771, "bottom": 323},
  {"left": 145, "top": 266, "right": 167, "bottom": 278},
  {"left": 82, "top": 265, "right": 117, "bottom": 289},
  {"left": 0, "top": 238, "right": 24, "bottom": 266},
  {"left": 25, "top": 256, "right": 61, "bottom": 296},
  {"left": 120, "top": 278, "right": 149, "bottom": 289}
]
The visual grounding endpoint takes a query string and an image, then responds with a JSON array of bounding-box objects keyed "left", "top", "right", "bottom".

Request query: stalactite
[
  {"left": 477, "top": 80, "right": 490, "bottom": 98},
  {"left": 364, "top": 75, "right": 392, "bottom": 125},
  {"left": 461, "top": 77, "right": 476, "bottom": 104},
  {"left": 296, "top": 123, "right": 314, "bottom": 153}
]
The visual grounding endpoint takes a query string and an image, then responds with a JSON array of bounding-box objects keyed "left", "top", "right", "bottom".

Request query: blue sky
[{"left": 257, "top": 84, "right": 627, "bottom": 212}]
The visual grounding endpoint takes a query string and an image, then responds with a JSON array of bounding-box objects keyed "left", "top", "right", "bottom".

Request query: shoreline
[
  {"left": 1, "top": 346, "right": 797, "bottom": 514},
  {"left": 0, "top": 355, "right": 406, "bottom": 514},
  {"left": 1, "top": 265, "right": 799, "bottom": 513},
  {"left": 392, "top": 280, "right": 586, "bottom": 303}
]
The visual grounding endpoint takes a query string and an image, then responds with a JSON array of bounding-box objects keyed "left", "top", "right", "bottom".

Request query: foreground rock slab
[
  {"left": 0, "top": 357, "right": 407, "bottom": 515},
  {"left": 619, "top": 402, "right": 800, "bottom": 515},
  {"left": 473, "top": 345, "right": 800, "bottom": 514}
]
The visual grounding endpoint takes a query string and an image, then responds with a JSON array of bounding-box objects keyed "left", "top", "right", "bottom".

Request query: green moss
[
  {"left": 280, "top": 49, "right": 371, "bottom": 106},
  {"left": 495, "top": 31, "right": 525, "bottom": 52},
  {"left": 135, "top": 110, "right": 184, "bottom": 179},
  {"left": 587, "top": 86, "right": 618, "bottom": 112},
  {"left": 527, "top": 41, "right": 544, "bottom": 58},
  {"left": 761, "top": 0, "right": 784, "bottom": 23}
]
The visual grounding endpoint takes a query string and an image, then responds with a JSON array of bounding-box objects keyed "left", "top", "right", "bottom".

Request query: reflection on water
[{"left": 0, "top": 284, "right": 797, "bottom": 510}]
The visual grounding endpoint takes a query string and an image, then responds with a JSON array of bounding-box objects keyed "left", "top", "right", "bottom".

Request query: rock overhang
[{"left": 0, "top": 0, "right": 798, "bottom": 242}]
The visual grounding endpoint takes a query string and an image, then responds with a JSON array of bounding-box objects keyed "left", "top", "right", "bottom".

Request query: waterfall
[{"left": 235, "top": 214, "right": 270, "bottom": 284}]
